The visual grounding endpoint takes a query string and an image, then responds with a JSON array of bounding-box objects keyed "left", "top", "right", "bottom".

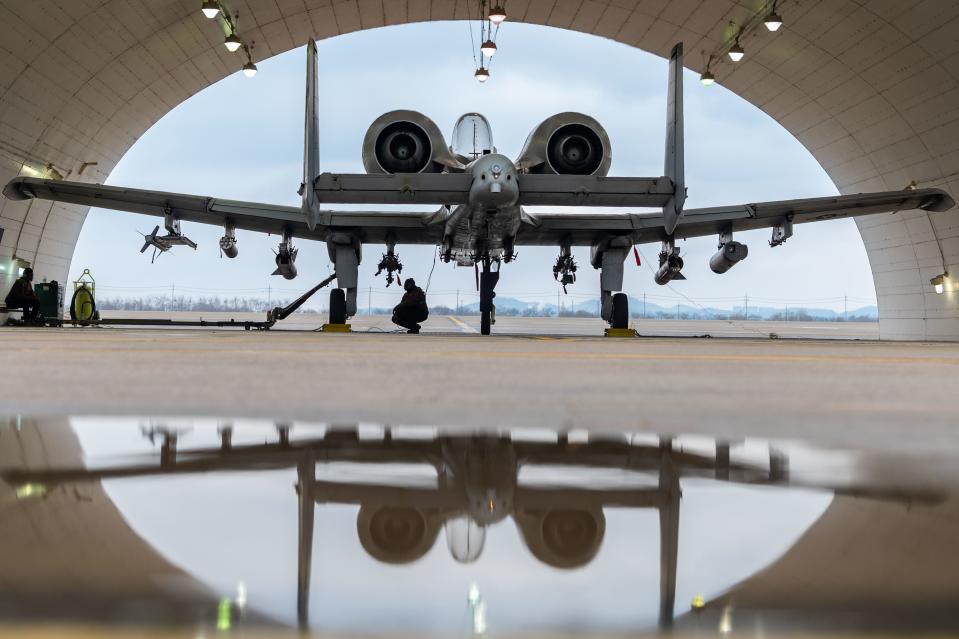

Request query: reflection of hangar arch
[{"left": 0, "top": 1, "right": 956, "bottom": 339}]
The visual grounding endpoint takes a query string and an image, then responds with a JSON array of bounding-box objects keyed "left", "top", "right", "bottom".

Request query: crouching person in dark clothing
[
  {"left": 5, "top": 267, "right": 42, "bottom": 323},
  {"left": 392, "top": 278, "right": 429, "bottom": 334}
]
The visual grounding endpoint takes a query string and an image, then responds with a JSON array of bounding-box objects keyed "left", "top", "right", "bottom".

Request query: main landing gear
[{"left": 479, "top": 257, "right": 500, "bottom": 336}]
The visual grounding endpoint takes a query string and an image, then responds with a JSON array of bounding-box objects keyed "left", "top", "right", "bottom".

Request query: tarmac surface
[{"left": 2, "top": 314, "right": 957, "bottom": 451}]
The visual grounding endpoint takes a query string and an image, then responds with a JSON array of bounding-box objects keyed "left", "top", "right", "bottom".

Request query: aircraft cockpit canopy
[{"left": 450, "top": 113, "right": 495, "bottom": 163}]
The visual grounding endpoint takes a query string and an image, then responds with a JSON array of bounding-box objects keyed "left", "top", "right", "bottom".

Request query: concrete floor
[{"left": 2, "top": 316, "right": 956, "bottom": 451}]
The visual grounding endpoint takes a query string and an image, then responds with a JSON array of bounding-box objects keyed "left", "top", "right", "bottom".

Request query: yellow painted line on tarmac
[{"left": 448, "top": 316, "right": 479, "bottom": 334}]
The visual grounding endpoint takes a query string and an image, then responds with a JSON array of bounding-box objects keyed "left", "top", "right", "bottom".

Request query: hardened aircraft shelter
[{"left": 0, "top": 0, "right": 957, "bottom": 339}]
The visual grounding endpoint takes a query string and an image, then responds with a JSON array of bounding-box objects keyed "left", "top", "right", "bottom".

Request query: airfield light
[
  {"left": 480, "top": 39, "right": 497, "bottom": 57},
  {"left": 488, "top": 5, "right": 507, "bottom": 25},
  {"left": 475, "top": 66, "right": 490, "bottom": 82},
  {"left": 765, "top": 11, "right": 783, "bottom": 31},
  {"left": 728, "top": 41, "right": 745, "bottom": 62},
  {"left": 931, "top": 273, "right": 948, "bottom": 294},
  {"left": 201, "top": 0, "right": 220, "bottom": 19},
  {"left": 700, "top": 69, "right": 715, "bottom": 86},
  {"left": 224, "top": 33, "right": 242, "bottom": 53}
]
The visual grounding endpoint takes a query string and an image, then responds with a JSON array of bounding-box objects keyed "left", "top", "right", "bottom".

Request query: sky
[{"left": 69, "top": 21, "right": 878, "bottom": 313}]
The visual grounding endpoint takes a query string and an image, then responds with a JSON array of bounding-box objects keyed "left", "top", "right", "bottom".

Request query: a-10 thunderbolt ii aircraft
[{"left": 4, "top": 41, "right": 954, "bottom": 334}]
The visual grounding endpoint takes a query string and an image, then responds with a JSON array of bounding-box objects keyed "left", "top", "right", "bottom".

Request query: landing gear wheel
[
  {"left": 611, "top": 293, "right": 629, "bottom": 329},
  {"left": 481, "top": 310, "right": 491, "bottom": 335},
  {"left": 329, "top": 288, "right": 347, "bottom": 324}
]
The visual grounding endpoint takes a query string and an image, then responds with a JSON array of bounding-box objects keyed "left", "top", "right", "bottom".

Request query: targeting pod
[{"left": 709, "top": 241, "right": 748, "bottom": 274}]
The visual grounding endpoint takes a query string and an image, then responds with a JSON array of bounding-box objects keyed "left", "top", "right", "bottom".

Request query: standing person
[
  {"left": 5, "top": 267, "right": 42, "bottom": 323},
  {"left": 392, "top": 278, "right": 429, "bottom": 334}
]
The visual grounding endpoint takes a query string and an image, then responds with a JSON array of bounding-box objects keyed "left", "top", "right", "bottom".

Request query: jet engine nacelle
[
  {"left": 356, "top": 504, "right": 442, "bottom": 564},
  {"left": 363, "top": 110, "right": 461, "bottom": 174},
  {"left": 516, "top": 113, "right": 611, "bottom": 176},
  {"left": 514, "top": 507, "right": 606, "bottom": 569},
  {"left": 709, "top": 241, "right": 748, "bottom": 274}
]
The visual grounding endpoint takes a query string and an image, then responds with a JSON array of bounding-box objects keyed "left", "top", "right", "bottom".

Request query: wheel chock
[
  {"left": 604, "top": 327, "right": 637, "bottom": 338},
  {"left": 321, "top": 323, "right": 352, "bottom": 333}
]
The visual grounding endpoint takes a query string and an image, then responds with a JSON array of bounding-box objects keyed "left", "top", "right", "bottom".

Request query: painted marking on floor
[{"left": 448, "top": 316, "right": 479, "bottom": 334}]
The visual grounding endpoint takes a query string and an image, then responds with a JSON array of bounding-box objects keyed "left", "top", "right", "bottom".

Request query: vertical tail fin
[
  {"left": 662, "top": 42, "right": 685, "bottom": 236},
  {"left": 302, "top": 39, "right": 320, "bottom": 230}
]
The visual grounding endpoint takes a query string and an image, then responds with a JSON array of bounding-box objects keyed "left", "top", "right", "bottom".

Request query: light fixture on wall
[
  {"left": 764, "top": 1, "right": 783, "bottom": 31},
  {"left": 201, "top": 0, "right": 221, "bottom": 19},
  {"left": 931, "top": 273, "right": 949, "bottom": 294}
]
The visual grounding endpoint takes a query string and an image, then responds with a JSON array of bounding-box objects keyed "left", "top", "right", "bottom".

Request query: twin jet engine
[{"left": 362, "top": 110, "right": 611, "bottom": 177}]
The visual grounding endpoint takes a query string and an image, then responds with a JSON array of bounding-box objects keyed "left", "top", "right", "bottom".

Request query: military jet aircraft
[{"left": 4, "top": 41, "right": 954, "bottom": 334}]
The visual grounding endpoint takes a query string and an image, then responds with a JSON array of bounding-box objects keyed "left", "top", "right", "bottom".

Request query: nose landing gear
[{"left": 478, "top": 256, "right": 500, "bottom": 336}]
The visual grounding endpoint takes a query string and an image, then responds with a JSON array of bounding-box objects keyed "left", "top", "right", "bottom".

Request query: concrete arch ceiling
[{"left": 0, "top": 0, "right": 957, "bottom": 339}]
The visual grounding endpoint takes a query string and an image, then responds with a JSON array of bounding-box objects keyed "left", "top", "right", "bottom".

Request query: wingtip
[
  {"left": 2, "top": 177, "right": 31, "bottom": 201},
  {"left": 920, "top": 189, "right": 956, "bottom": 213}
]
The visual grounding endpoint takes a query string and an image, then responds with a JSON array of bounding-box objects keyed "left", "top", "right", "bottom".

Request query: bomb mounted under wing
[{"left": 4, "top": 41, "right": 954, "bottom": 334}]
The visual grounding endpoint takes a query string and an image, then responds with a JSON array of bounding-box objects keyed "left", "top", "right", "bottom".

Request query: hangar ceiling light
[
  {"left": 765, "top": 12, "right": 783, "bottom": 31},
  {"left": 700, "top": 53, "right": 715, "bottom": 85},
  {"left": 225, "top": 32, "right": 242, "bottom": 52},
  {"left": 728, "top": 40, "right": 745, "bottom": 62},
  {"left": 931, "top": 273, "right": 948, "bottom": 295},
  {"left": 242, "top": 42, "right": 257, "bottom": 78},
  {"left": 765, "top": 1, "right": 783, "bottom": 31},
  {"left": 470, "top": 1, "right": 503, "bottom": 81},
  {"left": 201, "top": 0, "right": 220, "bottom": 19}
]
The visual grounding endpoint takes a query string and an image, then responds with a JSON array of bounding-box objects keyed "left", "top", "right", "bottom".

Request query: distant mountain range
[{"left": 453, "top": 295, "right": 878, "bottom": 321}]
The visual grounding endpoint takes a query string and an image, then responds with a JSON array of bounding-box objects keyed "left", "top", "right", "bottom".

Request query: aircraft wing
[
  {"left": 2, "top": 177, "right": 447, "bottom": 244},
  {"left": 518, "top": 188, "right": 954, "bottom": 245}
]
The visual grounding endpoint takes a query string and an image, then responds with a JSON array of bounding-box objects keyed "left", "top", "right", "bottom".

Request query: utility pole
[
  {"left": 557, "top": 289, "right": 561, "bottom": 317},
  {"left": 643, "top": 292, "right": 647, "bottom": 318},
  {"left": 785, "top": 303, "right": 788, "bottom": 321},
  {"left": 844, "top": 295, "right": 848, "bottom": 322},
  {"left": 456, "top": 289, "right": 460, "bottom": 315},
  {"left": 368, "top": 286, "right": 372, "bottom": 316},
  {"left": 171, "top": 283, "right": 175, "bottom": 312},
  {"left": 268, "top": 284, "right": 271, "bottom": 306},
  {"left": 744, "top": 293, "right": 748, "bottom": 320}
]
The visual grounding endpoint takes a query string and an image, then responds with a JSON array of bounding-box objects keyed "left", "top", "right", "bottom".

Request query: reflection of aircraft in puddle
[{"left": 4, "top": 426, "right": 941, "bottom": 632}]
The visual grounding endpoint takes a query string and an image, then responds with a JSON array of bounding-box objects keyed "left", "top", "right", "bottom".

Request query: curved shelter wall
[{"left": 0, "top": 0, "right": 956, "bottom": 339}]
